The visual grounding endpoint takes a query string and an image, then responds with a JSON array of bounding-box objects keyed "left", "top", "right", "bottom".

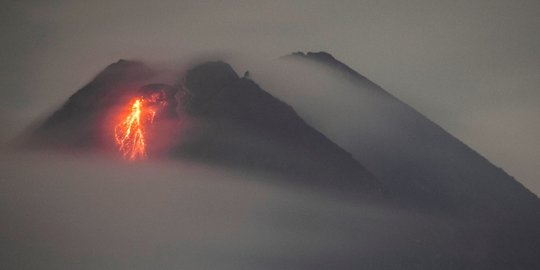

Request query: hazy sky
[{"left": 1, "top": 0, "right": 539, "bottom": 194}]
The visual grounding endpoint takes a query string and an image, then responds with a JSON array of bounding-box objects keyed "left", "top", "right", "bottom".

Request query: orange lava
[{"left": 114, "top": 98, "right": 155, "bottom": 160}]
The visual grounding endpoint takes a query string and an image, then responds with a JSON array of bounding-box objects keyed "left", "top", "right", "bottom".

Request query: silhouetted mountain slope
[
  {"left": 286, "top": 51, "right": 540, "bottom": 268},
  {"left": 26, "top": 60, "right": 383, "bottom": 196},
  {"left": 30, "top": 60, "right": 157, "bottom": 148},
  {"left": 21, "top": 53, "right": 540, "bottom": 269},
  {"left": 174, "top": 62, "right": 382, "bottom": 194}
]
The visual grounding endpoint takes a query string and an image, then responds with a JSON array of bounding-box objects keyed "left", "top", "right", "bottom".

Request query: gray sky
[{"left": 1, "top": 0, "right": 539, "bottom": 194}]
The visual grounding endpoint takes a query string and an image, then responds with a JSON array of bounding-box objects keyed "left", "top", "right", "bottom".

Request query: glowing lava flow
[{"left": 114, "top": 98, "right": 153, "bottom": 160}]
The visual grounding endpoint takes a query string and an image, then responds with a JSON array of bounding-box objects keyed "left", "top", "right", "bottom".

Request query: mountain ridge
[
  {"left": 172, "top": 61, "right": 385, "bottom": 195},
  {"left": 284, "top": 51, "right": 540, "bottom": 268},
  {"left": 287, "top": 51, "right": 539, "bottom": 204},
  {"left": 19, "top": 52, "right": 540, "bottom": 269},
  {"left": 25, "top": 59, "right": 385, "bottom": 197}
]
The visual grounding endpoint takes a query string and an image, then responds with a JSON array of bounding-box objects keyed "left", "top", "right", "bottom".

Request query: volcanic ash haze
[{"left": 6, "top": 52, "right": 540, "bottom": 269}]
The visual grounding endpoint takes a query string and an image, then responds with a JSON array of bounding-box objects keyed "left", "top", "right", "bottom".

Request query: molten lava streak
[{"left": 114, "top": 98, "right": 155, "bottom": 160}]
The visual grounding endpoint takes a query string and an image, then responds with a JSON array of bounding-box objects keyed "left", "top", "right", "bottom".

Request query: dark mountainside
[
  {"left": 287, "top": 51, "right": 540, "bottom": 268},
  {"left": 173, "top": 62, "right": 381, "bottom": 194},
  {"left": 30, "top": 60, "right": 157, "bottom": 149},
  {"left": 21, "top": 53, "right": 540, "bottom": 269},
  {"left": 27, "top": 60, "right": 383, "bottom": 197}
]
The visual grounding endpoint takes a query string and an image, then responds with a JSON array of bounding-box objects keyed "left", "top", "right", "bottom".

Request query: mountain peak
[
  {"left": 285, "top": 51, "right": 391, "bottom": 98},
  {"left": 26, "top": 59, "right": 384, "bottom": 196},
  {"left": 286, "top": 51, "right": 364, "bottom": 77},
  {"left": 183, "top": 61, "right": 239, "bottom": 100},
  {"left": 291, "top": 51, "right": 337, "bottom": 61},
  {"left": 101, "top": 59, "right": 148, "bottom": 75},
  {"left": 175, "top": 61, "right": 383, "bottom": 194}
]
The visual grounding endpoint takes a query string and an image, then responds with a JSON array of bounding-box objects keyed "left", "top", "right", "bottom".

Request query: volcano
[
  {"left": 284, "top": 52, "right": 540, "bottom": 268},
  {"left": 22, "top": 52, "right": 540, "bottom": 269},
  {"left": 27, "top": 59, "right": 383, "bottom": 197}
]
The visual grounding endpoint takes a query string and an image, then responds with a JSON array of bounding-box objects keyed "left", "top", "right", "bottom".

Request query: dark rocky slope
[
  {"left": 286, "top": 51, "right": 540, "bottom": 269},
  {"left": 23, "top": 52, "right": 540, "bottom": 269},
  {"left": 27, "top": 60, "right": 384, "bottom": 196},
  {"left": 30, "top": 60, "right": 157, "bottom": 149}
]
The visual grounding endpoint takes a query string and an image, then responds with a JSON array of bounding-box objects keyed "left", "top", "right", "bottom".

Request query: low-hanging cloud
[{"left": 0, "top": 150, "right": 464, "bottom": 270}]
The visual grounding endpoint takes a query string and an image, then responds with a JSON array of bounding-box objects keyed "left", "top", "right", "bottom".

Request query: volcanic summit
[{"left": 20, "top": 52, "right": 540, "bottom": 269}]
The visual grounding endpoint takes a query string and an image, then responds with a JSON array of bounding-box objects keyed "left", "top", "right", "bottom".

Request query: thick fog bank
[{"left": 1, "top": 150, "right": 462, "bottom": 270}]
